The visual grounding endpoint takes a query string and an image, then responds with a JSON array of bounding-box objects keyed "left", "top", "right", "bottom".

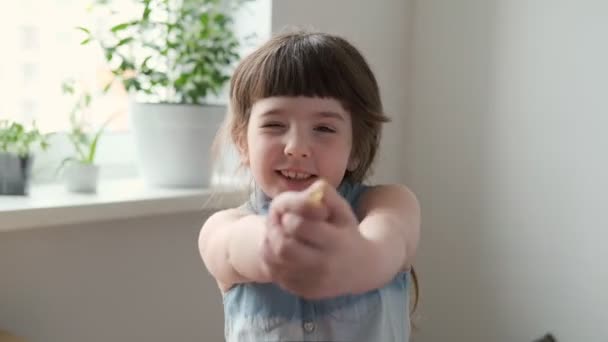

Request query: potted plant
[
  {"left": 0, "top": 120, "right": 51, "bottom": 195},
  {"left": 79, "top": 0, "right": 246, "bottom": 188},
  {"left": 57, "top": 79, "right": 114, "bottom": 193}
]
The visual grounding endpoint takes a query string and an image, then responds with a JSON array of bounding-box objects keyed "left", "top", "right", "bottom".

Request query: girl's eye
[
  {"left": 261, "top": 122, "right": 285, "bottom": 129},
  {"left": 315, "top": 125, "right": 336, "bottom": 133}
]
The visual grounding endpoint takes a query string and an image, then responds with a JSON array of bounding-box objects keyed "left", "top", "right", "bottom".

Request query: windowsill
[{"left": 0, "top": 178, "right": 247, "bottom": 232}]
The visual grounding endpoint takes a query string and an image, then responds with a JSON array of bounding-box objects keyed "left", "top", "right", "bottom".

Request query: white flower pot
[
  {"left": 130, "top": 102, "right": 225, "bottom": 188},
  {"left": 64, "top": 163, "right": 99, "bottom": 193}
]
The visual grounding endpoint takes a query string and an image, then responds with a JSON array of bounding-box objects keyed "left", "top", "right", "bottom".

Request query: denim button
[{"left": 303, "top": 320, "right": 315, "bottom": 333}]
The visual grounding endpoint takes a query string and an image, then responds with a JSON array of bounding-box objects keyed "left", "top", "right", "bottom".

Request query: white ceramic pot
[
  {"left": 130, "top": 102, "right": 225, "bottom": 188},
  {"left": 64, "top": 163, "right": 99, "bottom": 193}
]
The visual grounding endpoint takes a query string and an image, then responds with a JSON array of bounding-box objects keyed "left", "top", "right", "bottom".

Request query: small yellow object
[{"left": 308, "top": 181, "right": 325, "bottom": 206}]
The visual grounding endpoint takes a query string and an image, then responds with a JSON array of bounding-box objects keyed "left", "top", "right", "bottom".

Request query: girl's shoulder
[
  {"left": 202, "top": 205, "right": 251, "bottom": 230},
  {"left": 357, "top": 183, "right": 417, "bottom": 202},
  {"left": 355, "top": 183, "right": 419, "bottom": 218}
]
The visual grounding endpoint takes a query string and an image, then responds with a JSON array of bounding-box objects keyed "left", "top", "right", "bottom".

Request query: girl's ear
[{"left": 235, "top": 138, "right": 250, "bottom": 166}]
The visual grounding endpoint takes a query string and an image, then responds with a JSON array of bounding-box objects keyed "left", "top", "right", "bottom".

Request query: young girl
[{"left": 199, "top": 31, "right": 421, "bottom": 342}]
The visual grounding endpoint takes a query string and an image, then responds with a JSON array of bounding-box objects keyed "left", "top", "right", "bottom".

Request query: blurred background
[{"left": 0, "top": 0, "right": 606, "bottom": 341}]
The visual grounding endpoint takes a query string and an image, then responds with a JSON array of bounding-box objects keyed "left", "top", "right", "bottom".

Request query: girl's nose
[{"left": 284, "top": 133, "right": 311, "bottom": 158}]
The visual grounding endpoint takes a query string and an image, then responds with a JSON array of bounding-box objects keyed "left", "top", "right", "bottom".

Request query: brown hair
[
  {"left": 218, "top": 30, "right": 419, "bottom": 319},
  {"left": 225, "top": 30, "right": 389, "bottom": 183}
]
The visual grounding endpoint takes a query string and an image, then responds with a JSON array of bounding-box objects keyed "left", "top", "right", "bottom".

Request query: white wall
[
  {"left": 408, "top": 1, "right": 608, "bottom": 341},
  {"left": 4, "top": 1, "right": 607, "bottom": 342},
  {"left": 0, "top": 213, "right": 224, "bottom": 342},
  {"left": 272, "top": 0, "right": 414, "bottom": 185}
]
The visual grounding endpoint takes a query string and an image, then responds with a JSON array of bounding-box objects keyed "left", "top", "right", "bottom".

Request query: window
[
  {"left": 0, "top": 0, "right": 271, "bottom": 185},
  {"left": 0, "top": 0, "right": 135, "bottom": 133}
]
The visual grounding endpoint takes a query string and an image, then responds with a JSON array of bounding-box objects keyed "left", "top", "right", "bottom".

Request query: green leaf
[
  {"left": 142, "top": 7, "right": 152, "bottom": 21},
  {"left": 103, "top": 81, "right": 113, "bottom": 93},
  {"left": 116, "top": 37, "right": 134, "bottom": 47},
  {"left": 140, "top": 56, "right": 153, "bottom": 70},
  {"left": 104, "top": 47, "right": 115, "bottom": 62},
  {"left": 84, "top": 93, "right": 92, "bottom": 107},
  {"left": 75, "top": 26, "right": 90, "bottom": 34},
  {"left": 61, "top": 80, "right": 75, "bottom": 94},
  {"left": 111, "top": 22, "right": 134, "bottom": 33},
  {"left": 200, "top": 12, "right": 209, "bottom": 26},
  {"left": 87, "top": 115, "right": 114, "bottom": 163},
  {"left": 214, "top": 13, "right": 227, "bottom": 26}
]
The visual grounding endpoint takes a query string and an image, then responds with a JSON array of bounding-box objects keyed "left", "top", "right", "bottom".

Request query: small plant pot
[
  {"left": 0, "top": 152, "right": 33, "bottom": 196},
  {"left": 63, "top": 162, "right": 99, "bottom": 193}
]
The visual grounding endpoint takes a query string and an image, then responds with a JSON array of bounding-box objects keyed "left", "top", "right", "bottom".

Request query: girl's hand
[{"left": 262, "top": 180, "right": 369, "bottom": 299}]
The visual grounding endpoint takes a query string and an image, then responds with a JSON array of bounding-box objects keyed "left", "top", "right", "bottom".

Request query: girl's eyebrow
[
  {"left": 260, "top": 109, "right": 284, "bottom": 117},
  {"left": 260, "top": 109, "right": 345, "bottom": 121},
  {"left": 316, "top": 111, "right": 345, "bottom": 121}
]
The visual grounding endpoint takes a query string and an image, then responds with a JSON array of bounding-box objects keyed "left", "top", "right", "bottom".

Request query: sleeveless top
[{"left": 223, "top": 182, "right": 411, "bottom": 341}]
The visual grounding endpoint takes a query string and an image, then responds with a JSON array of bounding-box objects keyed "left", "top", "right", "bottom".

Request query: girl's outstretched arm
[
  {"left": 198, "top": 209, "right": 271, "bottom": 292},
  {"left": 355, "top": 184, "right": 421, "bottom": 291}
]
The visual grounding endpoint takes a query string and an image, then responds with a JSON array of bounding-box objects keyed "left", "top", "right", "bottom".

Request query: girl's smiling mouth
[{"left": 275, "top": 170, "right": 318, "bottom": 185}]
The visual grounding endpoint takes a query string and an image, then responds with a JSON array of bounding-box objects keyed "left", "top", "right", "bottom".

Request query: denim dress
[{"left": 223, "top": 182, "right": 411, "bottom": 342}]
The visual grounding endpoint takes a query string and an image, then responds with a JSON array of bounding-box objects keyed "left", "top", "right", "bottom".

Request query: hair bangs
[{"left": 248, "top": 35, "right": 354, "bottom": 104}]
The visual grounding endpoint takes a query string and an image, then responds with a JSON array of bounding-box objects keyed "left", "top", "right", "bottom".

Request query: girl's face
[{"left": 244, "top": 96, "right": 354, "bottom": 198}]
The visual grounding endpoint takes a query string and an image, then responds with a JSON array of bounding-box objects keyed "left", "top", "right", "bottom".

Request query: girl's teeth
[{"left": 281, "top": 171, "right": 311, "bottom": 179}]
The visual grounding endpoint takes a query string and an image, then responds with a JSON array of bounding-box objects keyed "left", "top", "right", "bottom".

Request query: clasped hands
[{"left": 260, "top": 180, "right": 366, "bottom": 299}]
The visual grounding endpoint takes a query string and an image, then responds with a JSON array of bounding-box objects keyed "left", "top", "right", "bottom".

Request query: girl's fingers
[
  {"left": 264, "top": 227, "right": 323, "bottom": 270},
  {"left": 281, "top": 212, "right": 336, "bottom": 248},
  {"left": 311, "top": 181, "right": 357, "bottom": 227},
  {"left": 270, "top": 189, "right": 330, "bottom": 221},
  {"left": 280, "top": 212, "right": 303, "bottom": 236}
]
